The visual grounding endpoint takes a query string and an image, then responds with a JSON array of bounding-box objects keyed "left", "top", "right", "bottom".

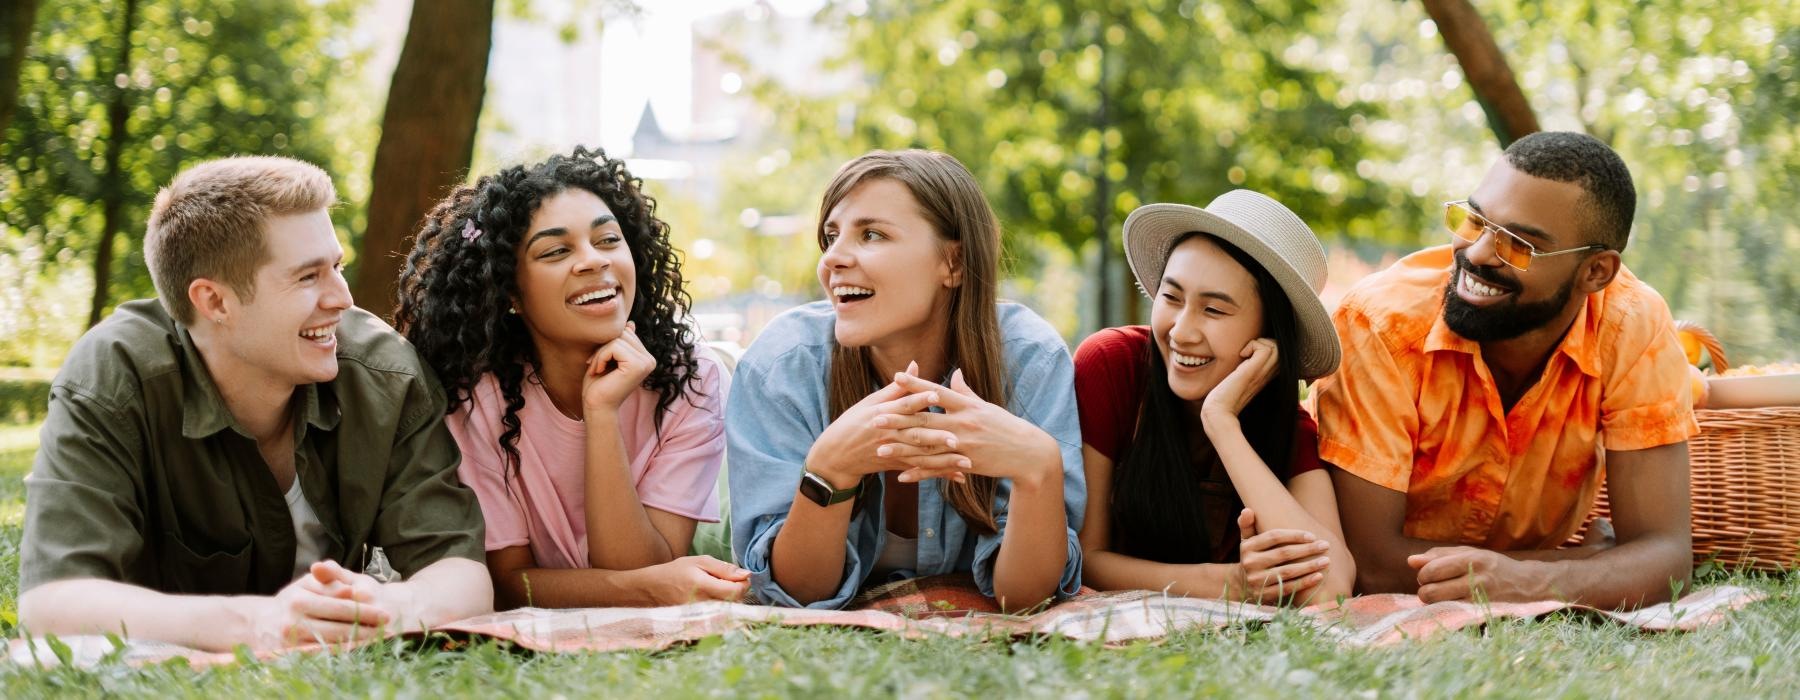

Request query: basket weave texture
[{"left": 1573, "top": 406, "right": 1800, "bottom": 570}]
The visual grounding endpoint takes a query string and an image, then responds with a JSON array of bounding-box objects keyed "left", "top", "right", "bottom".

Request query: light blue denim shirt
[{"left": 727, "top": 301, "right": 1086, "bottom": 609}]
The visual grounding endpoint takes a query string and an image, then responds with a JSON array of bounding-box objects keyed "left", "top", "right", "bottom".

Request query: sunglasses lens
[
  {"left": 1445, "top": 205, "right": 1479, "bottom": 242},
  {"left": 1494, "top": 231, "right": 1534, "bottom": 270}
]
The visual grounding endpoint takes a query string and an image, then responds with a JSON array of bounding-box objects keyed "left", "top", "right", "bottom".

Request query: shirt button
[{"left": 924, "top": 528, "right": 936, "bottom": 539}]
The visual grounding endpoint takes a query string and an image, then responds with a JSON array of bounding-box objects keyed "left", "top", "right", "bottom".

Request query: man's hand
[
  {"left": 1408, "top": 546, "right": 1546, "bottom": 603},
  {"left": 249, "top": 561, "right": 395, "bottom": 650}
]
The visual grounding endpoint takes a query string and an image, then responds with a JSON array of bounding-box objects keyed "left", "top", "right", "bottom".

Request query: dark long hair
[
  {"left": 393, "top": 146, "right": 700, "bottom": 479},
  {"left": 818, "top": 150, "right": 1006, "bottom": 534},
  {"left": 1110, "top": 233, "right": 1302, "bottom": 564}
]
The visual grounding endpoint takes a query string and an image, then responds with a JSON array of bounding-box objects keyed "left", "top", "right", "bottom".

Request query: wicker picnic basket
[
  {"left": 1576, "top": 407, "right": 1800, "bottom": 570},
  {"left": 1572, "top": 326, "right": 1800, "bottom": 570}
]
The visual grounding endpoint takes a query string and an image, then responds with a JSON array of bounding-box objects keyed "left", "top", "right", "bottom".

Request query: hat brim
[{"left": 1121, "top": 202, "right": 1341, "bottom": 379}]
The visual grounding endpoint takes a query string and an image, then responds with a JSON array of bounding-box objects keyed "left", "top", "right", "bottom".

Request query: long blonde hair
[{"left": 817, "top": 150, "right": 1006, "bottom": 534}]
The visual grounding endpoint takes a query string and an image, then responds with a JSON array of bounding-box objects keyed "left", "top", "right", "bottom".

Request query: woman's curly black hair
[{"left": 394, "top": 146, "right": 700, "bottom": 479}]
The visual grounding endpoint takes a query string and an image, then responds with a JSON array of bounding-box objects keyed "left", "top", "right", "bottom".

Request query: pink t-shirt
[{"left": 449, "top": 356, "right": 727, "bottom": 570}]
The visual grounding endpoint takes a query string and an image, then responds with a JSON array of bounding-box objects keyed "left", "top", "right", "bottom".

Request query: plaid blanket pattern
[{"left": 6, "top": 575, "right": 1764, "bottom": 668}]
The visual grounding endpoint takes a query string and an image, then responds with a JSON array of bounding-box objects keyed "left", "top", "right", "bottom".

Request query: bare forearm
[
  {"left": 1208, "top": 417, "right": 1328, "bottom": 535},
  {"left": 1527, "top": 535, "right": 1692, "bottom": 607},
  {"left": 1208, "top": 419, "right": 1355, "bottom": 599},
  {"left": 1083, "top": 550, "right": 1237, "bottom": 599},
  {"left": 1504, "top": 544, "right": 1610, "bottom": 562},
  {"left": 391, "top": 558, "right": 491, "bottom": 629},
  {"left": 1351, "top": 534, "right": 1448, "bottom": 594},
  {"left": 769, "top": 494, "right": 856, "bottom": 605},
  {"left": 493, "top": 565, "right": 662, "bottom": 609},
  {"left": 991, "top": 473, "right": 1067, "bottom": 612},
  {"left": 584, "top": 411, "right": 675, "bottom": 569},
  {"left": 18, "top": 580, "right": 259, "bottom": 652}
]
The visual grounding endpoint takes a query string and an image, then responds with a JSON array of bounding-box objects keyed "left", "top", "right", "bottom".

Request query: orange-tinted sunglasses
[{"left": 1444, "top": 200, "right": 1606, "bottom": 271}]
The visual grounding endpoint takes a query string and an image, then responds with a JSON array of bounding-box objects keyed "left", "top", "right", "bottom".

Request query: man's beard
[{"left": 1441, "top": 252, "right": 1577, "bottom": 342}]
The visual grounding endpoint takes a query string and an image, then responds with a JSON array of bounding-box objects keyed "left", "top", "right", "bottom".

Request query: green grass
[{"left": 0, "top": 421, "right": 1795, "bottom": 697}]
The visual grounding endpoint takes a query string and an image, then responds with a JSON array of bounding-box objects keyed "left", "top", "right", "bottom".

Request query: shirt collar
[
  {"left": 1422, "top": 293, "right": 1603, "bottom": 379},
  {"left": 177, "top": 325, "right": 342, "bottom": 439}
]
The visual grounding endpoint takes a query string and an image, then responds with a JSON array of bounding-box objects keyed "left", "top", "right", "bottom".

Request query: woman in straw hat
[
  {"left": 726, "top": 150, "right": 1085, "bottom": 611},
  {"left": 1073, "top": 191, "right": 1353, "bottom": 605}
]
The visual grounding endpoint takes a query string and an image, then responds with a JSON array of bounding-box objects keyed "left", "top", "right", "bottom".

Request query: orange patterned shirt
[{"left": 1312, "top": 246, "right": 1698, "bottom": 550}]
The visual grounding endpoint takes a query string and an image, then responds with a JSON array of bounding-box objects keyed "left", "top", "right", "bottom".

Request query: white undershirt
[
  {"left": 285, "top": 480, "right": 331, "bottom": 580},
  {"left": 872, "top": 529, "right": 919, "bottom": 581}
]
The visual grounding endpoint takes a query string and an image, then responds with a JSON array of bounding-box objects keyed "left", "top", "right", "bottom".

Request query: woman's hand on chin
[
  {"left": 1200, "top": 337, "right": 1279, "bottom": 432},
  {"left": 879, "top": 370, "right": 1060, "bottom": 489},
  {"left": 582, "top": 321, "right": 657, "bottom": 415}
]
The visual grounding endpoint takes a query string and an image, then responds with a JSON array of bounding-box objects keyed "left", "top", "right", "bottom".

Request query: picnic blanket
[{"left": 5, "top": 575, "right": 1765, "bottom": 668}]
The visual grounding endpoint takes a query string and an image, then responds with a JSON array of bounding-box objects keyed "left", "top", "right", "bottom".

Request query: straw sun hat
[{"left": 1121, "top": 190, "right": 1341, "bottom": 379}]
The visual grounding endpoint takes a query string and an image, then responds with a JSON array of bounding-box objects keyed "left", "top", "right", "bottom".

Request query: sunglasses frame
[{"left": 1442, "top": 200, "right": 1608, "bottom": 272}]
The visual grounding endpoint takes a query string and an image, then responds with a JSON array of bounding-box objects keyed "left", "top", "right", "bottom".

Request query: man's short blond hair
[{"left": 145, "top": 156, "right": 336, "bottom": 325}]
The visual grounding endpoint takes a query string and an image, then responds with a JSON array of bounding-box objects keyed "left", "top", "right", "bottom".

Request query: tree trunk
[
  {"left": 1421, "top": 0, "right": 1539, "bottom": 146},
  {"left": 353, "top": 0, "right": 496, "bottom": 319},
  {"left": 1093, "top": 68, "right": 1113, "bottom": 330},
  {"left": 0, "top": 0, "right": 40, "bottom": 136},
  {"left": 88, "top": 0, "right": 137, "bottom": 329}
]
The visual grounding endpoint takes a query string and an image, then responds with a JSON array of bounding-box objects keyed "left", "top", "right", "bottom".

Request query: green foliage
[
  {"left": 715, "top": 0, "right": 1798, "bottom": 350},
  {"left": 0, "top": 0, "right": 370, "bottom": 362},
  {"left": 1462, "top": 1, "right": 1800, "bottom": 362},
  {"left": 731, "top": 0, "right": 1422, "bottom": 327},
  {"left": 1283, "top": 0, "right": 1800, "bottom": 361},
  {"left": 0, "top": 376, "right": 49, "bottom": 424}
]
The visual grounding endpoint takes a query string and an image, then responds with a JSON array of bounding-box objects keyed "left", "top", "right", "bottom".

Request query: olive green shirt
[{"left": 20, "top": 300, "right": 485, "bottom": 596}]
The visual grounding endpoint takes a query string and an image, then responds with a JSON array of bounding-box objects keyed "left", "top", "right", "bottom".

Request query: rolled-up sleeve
[
  {"left": 971, "top": 343, "right": 1086, "bottom": 599},
  {"left": 20, "top": 385, "right": 147, "bottom": 592},
  {"left": 726, "top": 351, "right": 864, "bottom": 608}
]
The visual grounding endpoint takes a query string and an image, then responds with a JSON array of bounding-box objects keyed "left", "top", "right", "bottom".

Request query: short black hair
[{"left": 1502, "top": 131, "right": 1636, "bottom": 251}]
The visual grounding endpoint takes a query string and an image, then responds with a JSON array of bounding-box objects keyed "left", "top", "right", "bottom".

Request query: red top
[{"left": 1073, "top": 326, "right": 1323, "bottom": 476}]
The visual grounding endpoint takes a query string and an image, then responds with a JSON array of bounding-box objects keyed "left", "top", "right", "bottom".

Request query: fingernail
[
  {"left": 898, "top": 473, "right": 914, "bottom": 483},
  {"left": 958, "top": 459, "right": 971, "bottom": 469},
  {"left": 877, "top": 445, "right": 893, "bottom": 457},
  {"left": 946, "top": 437, "right": 957, "bottom": 449},
  {"left": 872, "top": 416, "right": 888, "bottom": 428},
  {"left": 927, "top": 392, "right": 939, "bottom": 403}
]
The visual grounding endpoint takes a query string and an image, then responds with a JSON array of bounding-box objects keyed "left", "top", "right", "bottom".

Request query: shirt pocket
[{"left": 158, "top": 531, "right": 255, "bottom": 595}]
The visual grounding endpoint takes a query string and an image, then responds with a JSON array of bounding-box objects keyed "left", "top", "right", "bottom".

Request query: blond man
[{"left": 19, "top": 156, "right": 492, "bottom": 650}]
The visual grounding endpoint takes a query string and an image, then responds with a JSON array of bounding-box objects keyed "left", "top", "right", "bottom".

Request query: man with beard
[{"left": 1312, "top": 132, "right": 1697, "bottom": 608}]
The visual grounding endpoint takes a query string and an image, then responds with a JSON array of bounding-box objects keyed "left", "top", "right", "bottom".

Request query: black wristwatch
[{"left": 798, "top": 470, "right": 862, "bottom": 507}]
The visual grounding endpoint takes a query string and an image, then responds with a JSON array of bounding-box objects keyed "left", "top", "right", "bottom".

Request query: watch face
[{"left": 798, "top": 472, "right": 833, "bottom": 506}]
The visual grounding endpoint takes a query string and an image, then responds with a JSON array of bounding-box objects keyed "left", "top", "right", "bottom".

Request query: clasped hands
[
  {"left": 805, "top": 362, "right": 1059, "bottom": 490},
  {"left": 252, "top": 560, "right": 416, "bottom": 650}
]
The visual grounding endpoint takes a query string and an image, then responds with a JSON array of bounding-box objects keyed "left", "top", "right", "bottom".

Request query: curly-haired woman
[{"left": 395, "top": 147, "right": 745, "bottom": 609}]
